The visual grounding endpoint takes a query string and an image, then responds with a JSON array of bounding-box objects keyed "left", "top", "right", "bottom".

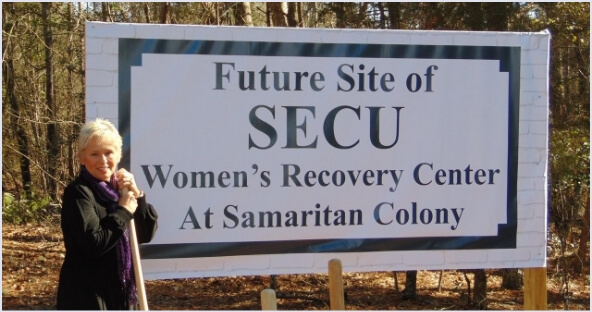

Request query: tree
[
  {"left": 268, "top": 2, "right": 287, "bottom": 27},
  {"left": 235, "top": 2, "right": 253, "bottom": 27},
  {"left": 402, "top": 270, "right": 417, "bottom": 299},
  {"left": 473, "top": 270, "right": 487, "bottom": 309},
  {"left": 542, "top": 3, "right": 590, "bottom": 285},
  {"left": 2, "top": 3, "right": 32, "bottom": 198},
  {"left": 42, "top": 2, "right": 60, "bottom": 200},
  {"left": 501, "top": 269, "right": 523, "bottom": 290},
  {"left": 160, "top": 2, "right": 170, "bottom": 24},
  {"left": 286, "top": 2, "right": 298, "bottom": 27}
]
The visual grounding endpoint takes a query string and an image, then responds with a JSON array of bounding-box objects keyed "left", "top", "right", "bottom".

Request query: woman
[{"left": 57, "top": 118, "right": 158, "bottom": 310}]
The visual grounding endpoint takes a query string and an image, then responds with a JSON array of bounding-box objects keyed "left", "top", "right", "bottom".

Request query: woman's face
[{"left": 79, "top": 137, "right": 119, "bottom": 182}]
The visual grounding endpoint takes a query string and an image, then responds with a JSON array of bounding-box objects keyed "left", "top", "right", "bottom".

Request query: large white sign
[{"left": 86, "top": 22, "right": 549, "bottom": 279}]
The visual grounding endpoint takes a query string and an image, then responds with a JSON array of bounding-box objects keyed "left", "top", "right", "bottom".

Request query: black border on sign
[{"left": 118, "top": 38, "right": 520, "bottom": 259}]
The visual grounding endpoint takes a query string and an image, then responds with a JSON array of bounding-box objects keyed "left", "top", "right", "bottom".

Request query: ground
[{"left": 2, "top": 222, "right": 590, "bottom": 310}]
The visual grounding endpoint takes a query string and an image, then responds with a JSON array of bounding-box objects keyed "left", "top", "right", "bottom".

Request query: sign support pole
[
  {"left": 523, "top": 267, "right": 547, "bottom": 310},
  {"left": 261, "top": 289, "right": 278, "bottom": 310},
  {"left": 328, "top": 259, "right": 345, "bottom": 310}
]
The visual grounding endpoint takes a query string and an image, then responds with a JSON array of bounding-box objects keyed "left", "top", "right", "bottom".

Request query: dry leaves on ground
[{"left": 2, "top": 222, "right": 590, "bottom": 310}]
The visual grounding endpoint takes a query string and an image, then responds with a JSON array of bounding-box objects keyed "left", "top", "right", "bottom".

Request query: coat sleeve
[
  {"left": 133, "top": 194, "right": 158, "bottom": 244},
  {"left": 61, "top": 183, "right": 133, "bottom": 258}
]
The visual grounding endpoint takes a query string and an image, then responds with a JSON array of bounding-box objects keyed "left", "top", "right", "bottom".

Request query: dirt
[{"left": 2, "top": 221, "right": 590, "bottom": 310}]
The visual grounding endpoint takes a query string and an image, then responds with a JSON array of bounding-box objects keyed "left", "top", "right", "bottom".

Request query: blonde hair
[{"left": 78, "top": 118, "right": 123, "bottom": 162}]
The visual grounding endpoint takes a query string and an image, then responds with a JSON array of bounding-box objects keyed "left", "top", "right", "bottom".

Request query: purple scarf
[{"left": 80, "top": 166, "right": 138, "bottom": 306}]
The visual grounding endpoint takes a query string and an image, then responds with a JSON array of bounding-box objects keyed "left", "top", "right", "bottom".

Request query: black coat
[{"left": 57, "top": 176, "right": 158, "bottom": 310}]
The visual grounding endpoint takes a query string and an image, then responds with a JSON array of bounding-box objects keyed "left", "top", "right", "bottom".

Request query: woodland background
[{"left": 2, "top": 2, "right": 590, "bottom": 310}]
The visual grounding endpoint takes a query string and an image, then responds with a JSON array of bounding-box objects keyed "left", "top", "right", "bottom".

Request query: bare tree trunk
[
  {"left": 3, "top": 4, "right": 32, "bottom": 197},
  {"left": 234, "top": 2, "right": 245, "bottom": 26},
  {"left": 265, "top": 3, "right": 271, "bottom": 27},
  {"left": 281, "top": 2, "right": 289, "bottom": 25},
  {"left": 42, "top": 2, "right": 59, "bottom": 200},
  {"left": 79, "top": 2, "right": 86, "bottom": 120},
  {"left": 501, "top": 268, "right": 523, "bottom": 290},
  {"left": 473, "top": 269, "right": 487, "bottom": 309},
  {"left": 287, "top": 2, "right": 297, "bottom": 27},
  {"left": 5, "top": 59, "right": 32, "bottom": 197},
  {"left": 101, "top": 2, "right": 113, "bottom": 22},
  {"left": 63, "top": 2, "right": 85, "bottom": 182},
  {"left": 144, "top": 3, "right": 151, "bottom": 23},
  {"left": 297, "top": 2, "right": 303, "bottom": 27},
  {"left": 332, "top": 3, "right": 346, "bottom": 28},
  {"left": 268, "top": 2, "right": 287, "bottom": 27},
  {"left": 376, "top": 2, "right": 386, "bottom": 29},
  {"left": 392, "top": 271, "right": 400, "bottom": 292},
  {"left": 159, "top": 2, "right": 169, "bottom": 24},
  {"left": 461, "top": 270, "right": 488, "bottom": 309},
  {"left": 101, "top": 2, "right": 108, "bottom": 21},
  {"left": 402, "top": 270, "right": 417, "bottom": 299},
  {"left": 463, "top": 271, "right": 472, "bottom": 303},
  {"left": 242, "top": 2, "right": 253, "bottom": 27},
  {"left": 215, "top": 2, "right": 220, "bottom": 25},
  {"left": 576, "top": 194, "right": 590, "bottom": 273},
  {"left": 65, "top": 2, "right": 76, "bottom": 180},
  {"left": 387, "top": 2, "right": 401, "bottom": 29}
]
